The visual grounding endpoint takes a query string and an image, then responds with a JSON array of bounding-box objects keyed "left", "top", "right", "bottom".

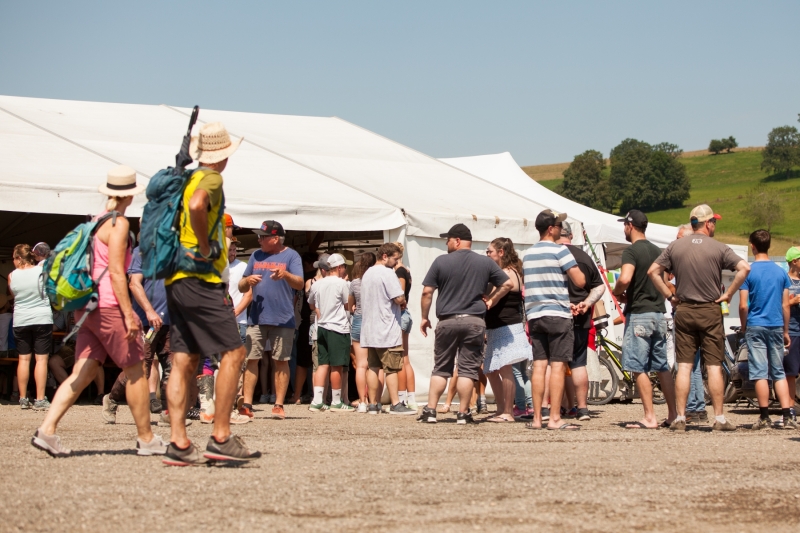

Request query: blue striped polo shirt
[{"left": 522, "top": 241, "right": 577, "bottom": 320}]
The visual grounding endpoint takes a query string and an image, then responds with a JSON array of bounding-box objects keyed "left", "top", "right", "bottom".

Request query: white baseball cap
[{"left": 327, "top": 253, "right": 353, "bottom": 268}]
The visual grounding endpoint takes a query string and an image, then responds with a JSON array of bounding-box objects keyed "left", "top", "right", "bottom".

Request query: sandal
[
  {"left": 436, "top": 404, "right": 451, "bottom": 414},
  {"left": 487, "top": 416, "right": 513, "bottom": 423},
  {"left": 624, "top": 421, "right": 658, "bottom": 430},
  {"left": 524, "top": 422, "right": 543, "bottom": 430},
  {"left": 546, "top": 423, "right": 581, "bottom": 431}
]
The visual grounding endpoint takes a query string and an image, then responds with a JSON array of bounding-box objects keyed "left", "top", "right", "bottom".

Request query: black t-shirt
[
  {"left": 566, "top": 245, "right": 604, "bottom": 329},
  {"left": 395, "top": 266, "right": 412, "bottom": 301},
  {"left": 422, "top": 249, "right": 509, "bottom": 318},
  {"left": 621, "top": 239, "right": 666, "bottom": 315}
]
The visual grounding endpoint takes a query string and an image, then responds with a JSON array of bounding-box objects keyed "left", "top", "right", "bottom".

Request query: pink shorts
[{"left": 75, "top": 307, "right": 144, "bottom": 369}]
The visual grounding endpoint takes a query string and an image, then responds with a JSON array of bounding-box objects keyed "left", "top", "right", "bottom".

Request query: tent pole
[{"left": 582, "top": 229, "right": 625, "bottom": 324}]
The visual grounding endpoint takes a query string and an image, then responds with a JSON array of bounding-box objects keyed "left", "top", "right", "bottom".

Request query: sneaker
[
  {"left": 566, "top": 407, "right": 578, "bottom": 418},
  {"left": 367, "top": 403, "right": 381, "bottom": 415},
  {"left": 33, "top": 398, "right": 51, "bottom": 411},
  {"left": 389, "top": 402, "right": 417, "bottom": 416},
  {"left": 158, "top": 411, "right": 192, "bottom": 427},
  {"left": 300, "top": 394, "right": 312, "bottom": 404},
  {"left": 417, "top": 406, "right": 437, "bottom": 423},
  {"left": 271, "top": 405, "right": 286, "bottom": 419},
  {"left": 20, "top": 397, "right": 31, "bottom": 410},
  {"left": 258, "top": 394, "right": 270, "bottom": 404},
  {"left": 10, "top": 391, "right": 20, "bottom": 404},
  {"left": 751, "top": 417, "right": 771, "bottom": 431},
  {"left": 330, "top": 402, "right": 355, "bottom": 413},
  {"left": 238, "top": 406, "right": 254, "bottom": 418},
  {"left": 782, "top": 417, "right": 798, "bottom": 430},
  {"left": 577, "top": 408, "right": 591, "bottom": 422},
  {"left": 712, "top": 419, "right": 737, "bottom": 432},
  {"left": 200, "top": 411, "right": 215, "bottom": 424},
  {"left": 267, "top": 393, "right": 276, "bottom": 404},
  {"left": 687, "top": 410, "right": 708, "bottom": 424},
  {"left": 102, "top": 394, "right": 117, "bottom": 424},
  {"left": 476, "top": 401, "right": 488, "bottom": 415},
  {"left": 541, "top": 407, "right": 550, "bottom": 422},
  {"left": 229, "top": 410, "right": 251, "bottom": 424},
  {"left": 406, "top": 401, "right": 419, "bottom": 411},
  {"left": 357, "top": 402, "right": 368, "bottom": 413},
  {"left": 31, "top": 429, "right": 71, "bottom": 457},
  {"left": 308, "top": 402, "right": 327, "bottom": 413},
  {"left": 92, "top": 394, "right": 104, "bottom": 406},
  {"left": 204, "top": 435, "right": 262, "bottom": 462},
  {"left": 149, "top": 398, "right": 163, "bottom": 414},
  {"left": 187, "top": 407, "right": 201, "bottom": 420},
  {"left": 136, "top": 434, "right": 168, "bottom": 456},
  {"left": 457, "top": 411, "right": 476, "bottom": 425},
  {"left": 669, "top": 418, "right": 687, "bottom": 432},
  {"left": 162, "top": 441, "right": 209, "bottom": 466}
]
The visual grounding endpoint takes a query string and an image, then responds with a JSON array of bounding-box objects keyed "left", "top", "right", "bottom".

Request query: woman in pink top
[{"left": 33, "top": 166, "right": 167, "bottom": 458}]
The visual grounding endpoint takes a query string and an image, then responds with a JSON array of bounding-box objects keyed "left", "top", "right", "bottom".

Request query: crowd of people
[{"left": 5, "top": 120, "right": 798, "bottom": 465}]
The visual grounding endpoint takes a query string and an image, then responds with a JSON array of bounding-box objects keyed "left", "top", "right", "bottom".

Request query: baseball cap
[
  {"left": 690, "top": 204, "right": 722, "bottom": 223},
  {"left": 439, "top": 223, "right": 472, "bottom": 241},
  {"left": 617, "top": 209, "right": 648, "bottom": 229},
  {"left": 534, "top": 209, "right": 567, "bottom": 232},
  {"left": 253, "top": 220, "right": 285, "bottom": 237},
  {"left": 327, "top": 253, "right": 353, "bottom": 268},
  {"left": 223, "top": 213, "right": 240, "bottom": 229},
  {"left": 786, "top": 247, "right": 800, "bottom": 263},
  {"left": 32, "top": 242, "right": 51, "bottom": 257},
  {"left": 313, "top": 253, "right": 331, "bottom": 269},
  {"left": 560, "top": 221, "right": 573, "bottom": 237}
]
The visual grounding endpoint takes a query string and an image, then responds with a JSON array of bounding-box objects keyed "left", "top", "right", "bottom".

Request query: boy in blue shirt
[{"left": 738, "top": 230, "right": 796, "bottom": 429}]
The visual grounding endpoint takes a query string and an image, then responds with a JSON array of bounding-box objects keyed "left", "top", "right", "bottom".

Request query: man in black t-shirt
[
  {"left": 612, "top": 210, "right": 677, "bottom": 429},
  {"left": 558, "top": 222, "right": 605, "bottom": 422},
  {"left": 418, "top": 224, "right": 513, "bottom": 425}
]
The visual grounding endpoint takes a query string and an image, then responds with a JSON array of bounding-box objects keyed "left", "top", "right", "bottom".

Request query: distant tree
[
  {"left": 740, "top": 185, "right": 784, "bottom": 232},
  {"left": 608, "top": 139, "right": 690, "bottom": 213},
  {"left": 723, "top": 136, "right": 738, "bottom": 153},
  {"left": 708, "top": 139, "right": 725, "bottom": 155},
  {"left": 652, "top": 142, "right": 683, "bottom": 158},
  {"left": 557, "top": 150, "right": 615, "bottom": 213},
  {"left": 761, "top": 126, "right": 800, "bottom": 178}
]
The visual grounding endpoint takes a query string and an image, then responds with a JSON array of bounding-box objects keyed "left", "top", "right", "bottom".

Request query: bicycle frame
[{"left": 596, "top": 334, "right": 634, "bottom": 383}]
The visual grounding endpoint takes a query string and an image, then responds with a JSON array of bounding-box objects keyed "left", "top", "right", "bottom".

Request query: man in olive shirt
[
  {"left": 612, "top": 210, "right": 676, "bottom": 429},
  {"left": 648, "top": 204, "right": 750, "bottom": 432}
]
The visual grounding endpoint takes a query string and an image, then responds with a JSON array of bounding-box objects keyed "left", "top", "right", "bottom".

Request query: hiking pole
[
  {"left": 582, "top": 228, "right": 625, "bottom": 324},
  {"left": 174, "top": 105, "right": 199, "bottom": 175}
]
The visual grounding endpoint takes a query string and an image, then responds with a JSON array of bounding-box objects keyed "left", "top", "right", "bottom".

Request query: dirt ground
[{"left": 1, "top": 400, "right": 799, "bottom": 533}]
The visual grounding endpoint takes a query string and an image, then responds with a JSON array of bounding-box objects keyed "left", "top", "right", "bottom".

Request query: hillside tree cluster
[{"left": 708, "top": 136, "right": 738, "bottom": 154}]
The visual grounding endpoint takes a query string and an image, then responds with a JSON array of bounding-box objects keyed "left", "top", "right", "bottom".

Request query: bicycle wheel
[{"left": 587, "top": 355, "right": 618, "bottom": 405}]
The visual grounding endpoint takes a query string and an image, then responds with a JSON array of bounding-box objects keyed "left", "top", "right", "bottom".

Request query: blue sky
[{"left": 1, "top": 1, "right": 798, "bottom": 165}]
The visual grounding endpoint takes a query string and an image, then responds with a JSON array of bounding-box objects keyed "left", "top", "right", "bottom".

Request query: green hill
[{"left": 532, "top": 150, "right": 800, "bottom": 254}]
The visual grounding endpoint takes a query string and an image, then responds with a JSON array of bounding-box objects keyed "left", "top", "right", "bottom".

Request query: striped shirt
[{"left": 522, "top": 241, "right": 577, "bottom": 320}]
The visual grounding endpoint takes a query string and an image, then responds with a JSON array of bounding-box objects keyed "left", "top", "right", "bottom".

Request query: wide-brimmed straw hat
[
  {"left": 190, "top": 122, "right": 243, "bottom": 165},
  {"left": 99, "top": 165, "right": 146, "bottom": 197}
]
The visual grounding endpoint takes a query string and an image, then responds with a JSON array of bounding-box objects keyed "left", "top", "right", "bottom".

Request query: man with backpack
[{"left": 162, "top": 122, "right": 260, "bottom": 465}]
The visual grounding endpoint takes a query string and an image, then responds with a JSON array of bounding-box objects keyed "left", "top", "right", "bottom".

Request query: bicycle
[{"left": 587, "top": 327, "right": 667, "bottom": 406}]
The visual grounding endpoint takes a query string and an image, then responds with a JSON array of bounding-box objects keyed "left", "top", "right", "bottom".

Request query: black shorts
[
  {"left": 786, "top": 336, "right": 800, "bottom": 378},
  {"left": 13, "top": 324, "right": 52, "bottom": 355},
  {"left": 296, "top": 322, "right": 312, "bottom": 368},
  {"left": 166, "top": 277, "right": 243, "bottom": 357},
  {"left": 529, "top": 316, "right": 574, "bottom": 364},
  {"left": 569, "top": 327, "right": 590, "bottom": 369}
]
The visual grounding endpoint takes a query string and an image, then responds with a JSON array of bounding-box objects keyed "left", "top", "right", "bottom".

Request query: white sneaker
[
  {"left": 31, "top": 429, "right": 71, "bottom": 457},
  {"left": 136, "top": 434, "right": 168, "bottom": 456},
  {"left": 357, "top": 402, "right": 368, "bottom": 413},
  {"left": 229, "top": 410, "right": 252, "bottom": 424}
]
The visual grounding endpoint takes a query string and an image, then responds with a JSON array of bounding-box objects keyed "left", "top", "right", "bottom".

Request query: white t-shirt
[
  {"left": 307, "top": 276, "right": 350, "bottom": 335},
  {"left": 228, "top": 259, "right": 248, "bottom": 325},
  {"left": 360, "top": 264, "right": 403, "bottom": 348}
]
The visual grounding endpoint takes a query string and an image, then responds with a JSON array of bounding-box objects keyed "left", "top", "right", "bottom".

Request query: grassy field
[{"left": 524, "top": 149, "right": 800, "bottom": 254}]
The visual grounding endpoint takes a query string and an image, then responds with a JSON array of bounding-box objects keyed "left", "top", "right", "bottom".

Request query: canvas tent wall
[{"left": 0, "top": 95, "right": 573, "bottom": 398}]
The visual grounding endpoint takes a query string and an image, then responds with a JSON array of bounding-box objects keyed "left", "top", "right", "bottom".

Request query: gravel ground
[{"left": 1, "top": 401, "right": 799, "bottom": 533}]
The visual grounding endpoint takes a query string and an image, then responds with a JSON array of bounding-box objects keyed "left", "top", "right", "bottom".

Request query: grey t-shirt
[
  {"left": 654, "top": 234, "right": 742, "bottom": 303},
  {"left": 350, "top": 278, "right": 363, "bottom": 316},
  {"left": 360, "top": 265, "right": 404, "bottom": 348},
  {"left": 422, "top": 249, "right": 510, "bottom": 318},
  {"left": 307, "top": 276, "right": 350, "bottom": 335}
]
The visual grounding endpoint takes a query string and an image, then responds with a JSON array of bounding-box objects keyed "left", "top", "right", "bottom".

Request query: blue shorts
[
  {"left": 621, "top": 312, "right": 669, "bottom": 373},
  {"left": 746, "top": 326, "right": 786, "bottom": 381},
  {"left": 350, "top": 314, "right": 362, "bottom": 343},
  {"left": 400, "top": 309, "right": 413, "bottom": 334}
]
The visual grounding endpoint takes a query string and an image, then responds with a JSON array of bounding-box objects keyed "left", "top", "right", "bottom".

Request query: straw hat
[
  {"left": 190, "top": 122, "right": 243, "bottom": 164},
  {"left": 99, "top": 165, "right": 146, "bottom": 197}
]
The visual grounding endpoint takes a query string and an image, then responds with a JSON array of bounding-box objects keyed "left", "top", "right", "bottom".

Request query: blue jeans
[
  {"left": 512, "top": 360, "right": 531, "bottom": 410},
  {"left": 687, "top": 349, "right": 706, "bottom": 412},
  {"left": 746, "top": 326, "right": 786, "bottom": 381}
]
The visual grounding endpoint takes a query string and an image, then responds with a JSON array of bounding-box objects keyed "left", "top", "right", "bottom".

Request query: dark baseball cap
[
  {"left": 253, "top": 220, "right": 285, "bottom": 237},
  {"left": 617, "top": 210, "right": 648, "bottom": 229},
  {"left": 534, "top": 209, "right": 567, "bottom": 232},
  {"left": 439, "top": 223, "right": 472, "bottom": 241}
]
